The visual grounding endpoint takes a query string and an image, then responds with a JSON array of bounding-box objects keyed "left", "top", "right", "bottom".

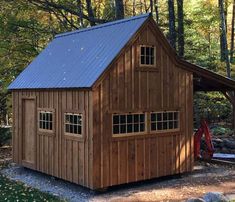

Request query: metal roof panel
[{"left": 8, "top": 13, "right": 150, "bottom": 89}]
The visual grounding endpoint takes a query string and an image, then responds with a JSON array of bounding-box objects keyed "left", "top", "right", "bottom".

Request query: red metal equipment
[{"left": 194, "top": 120, "right": 215, "bottom": 160}]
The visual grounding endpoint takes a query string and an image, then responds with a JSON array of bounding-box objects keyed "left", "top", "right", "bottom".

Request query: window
[
  {"left": 64, "top": 113, "right": 82, "bottom": 135},
  {"left": 39, "top": 111, "right": 53, "bottom": 131},
  {"left": 112, "top": 113, "right": 146, "bottom": 135},
  {"left": 140, "top": 45, "right": 155, "bottom": 65},
  {"left": 151, "top": 111, "right": 179, "bottom": 132}
]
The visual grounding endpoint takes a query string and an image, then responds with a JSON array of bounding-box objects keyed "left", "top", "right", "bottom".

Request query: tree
[
  {"left": 115, "top": 0, "right": 124, "bottom": 19},
  {"left": 219, "top": 0, "right": 231, "bottom": 77},
  {"left": 230, "top": 0, "right": 235, "bottom": 63},
  {"left": 168, "top": 0, "right": 176, "bottom": 49},
  {"left": 154, "top": 0, "right": 159, "bottom": 24},
  {"left": 177, "top": 0, "right": 184, "bottom": 57}
]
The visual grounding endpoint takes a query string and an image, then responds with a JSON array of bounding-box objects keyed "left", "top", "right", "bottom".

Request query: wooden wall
[
  {"left": 12, "top": 89, "right": 93, "bottom": 188},
  {"left": 92, "top": 20, "right": 194, "bottom": 189}
]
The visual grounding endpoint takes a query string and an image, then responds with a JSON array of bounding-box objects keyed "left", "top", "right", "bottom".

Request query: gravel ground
[{"left": 1, "top": 162, "right": 235, "bottom": 202}]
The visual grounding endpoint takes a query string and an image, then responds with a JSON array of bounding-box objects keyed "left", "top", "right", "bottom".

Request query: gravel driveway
[{"left": 1, "top": 162, "right": 235, "bottom": 202}]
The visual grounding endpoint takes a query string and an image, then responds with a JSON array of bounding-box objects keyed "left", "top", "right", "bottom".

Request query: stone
[
  {"left": 186, "top": 197, "right": 206, "bottom": 202},
  {"left": 224, "top": 140, "right": 235, "bottom": 149},
  {"left": 202, "top": 192, "right": 229, "bottom": 202}
]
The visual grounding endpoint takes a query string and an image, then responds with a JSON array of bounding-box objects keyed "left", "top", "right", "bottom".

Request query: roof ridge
[{"left": 55, "top": 13, "right": 150, "bottom": 38}]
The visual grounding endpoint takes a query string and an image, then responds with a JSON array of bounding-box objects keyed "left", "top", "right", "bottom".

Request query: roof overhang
[{"left": 178, "top": 59, "right": 235, "bottom": 92}]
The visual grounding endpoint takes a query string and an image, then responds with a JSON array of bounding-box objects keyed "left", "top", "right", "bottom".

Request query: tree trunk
[
  {"left": 77, "top": 0, "right": 84, "bottom": 27},
  {"left": 230, "top": 0, "right": 235, "bottom": 63},
  {"left": 150, "top": 0, "right": 153, "bottom": 14},
  {"left": 177, "top": 0, "right": 184, "bottom": 57},
  {"left": 154, "top": 0, "right": 159, "bottom": 24},
  {"left": 86, "top": 0, "right": 96, "bottom": 26},
  {"left": 219, "top": 0, "right": 231, "bottom": 77},
  {"left": 115, "top": 0, "right": 124, "bottom": 20},
  {"left": 168, "top": 0, "right": 176, "bottom": 49}
]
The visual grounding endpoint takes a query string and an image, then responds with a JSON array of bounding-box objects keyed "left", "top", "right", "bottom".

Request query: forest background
[{"left": 0, "top": 0, "right": 234, "bottom": 128}]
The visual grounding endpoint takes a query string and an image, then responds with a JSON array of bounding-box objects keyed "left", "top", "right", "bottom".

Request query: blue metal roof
[{"left": 8, "top": 13, "right": 150, "bottom": 89}]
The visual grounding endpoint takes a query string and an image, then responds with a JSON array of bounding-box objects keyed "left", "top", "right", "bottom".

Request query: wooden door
[{"left": 22, "top": 98, "right": 36, "bottom": 169}]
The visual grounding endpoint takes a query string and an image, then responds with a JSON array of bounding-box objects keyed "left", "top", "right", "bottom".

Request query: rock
[
  {"left": 224, "top": 140, "right": 235, "bottom": 149},
  {"left": 186, "top": 197, "right": 206, "bottom": 202},
  {"left": 202, "top": 192, "right": 229, "bottom": 202}
]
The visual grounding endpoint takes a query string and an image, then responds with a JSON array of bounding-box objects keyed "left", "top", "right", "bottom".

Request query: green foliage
[
  {"left": 0, "top": 127, "right": 12, "bottom": 147},
  {"left": 0, "top": 174, "right": 66, "bottom": 201},
  {"left": 211, "top": 126, "right": 233, "bottom": 136},
  {"left": 194, "top": 92, "right": 232, "bottom": 127}
]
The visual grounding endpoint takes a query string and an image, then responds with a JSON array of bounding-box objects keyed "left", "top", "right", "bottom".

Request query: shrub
[{"left": 0, "top": 127, "right": 12, "bottom": 147}]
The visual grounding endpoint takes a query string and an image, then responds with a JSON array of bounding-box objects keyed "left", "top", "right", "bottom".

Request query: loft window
[
  {"left": 39, "top": 111, "right": 53, "bottom": 131},
  {"left": 151, "top": 111, "right": 179, "bottom": 132},
  {"left": 112, "top": 113, "right": 146, "bottom": 135},
  {"left": 65, "top": 113, "right": 82, "bottom": 135},
  {"left": 140, "top": 45, "right": 155, "bottom": 66}
]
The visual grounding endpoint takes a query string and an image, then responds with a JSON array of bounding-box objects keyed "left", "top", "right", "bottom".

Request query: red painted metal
[{"left": 194, "top": 120, "right": 214, "bottom": 160}]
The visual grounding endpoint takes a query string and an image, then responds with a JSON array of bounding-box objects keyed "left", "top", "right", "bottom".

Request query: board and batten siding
[
  {"left": 12, "top": 90, "right": 93, "bottom": 188},
  {"left": 92, "top": 20, "right": 194, "bottom": 188}
]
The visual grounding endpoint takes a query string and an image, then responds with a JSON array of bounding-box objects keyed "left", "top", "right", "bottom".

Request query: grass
[{"left": 0, "top": 174, "right": 66, "bottom": 202}]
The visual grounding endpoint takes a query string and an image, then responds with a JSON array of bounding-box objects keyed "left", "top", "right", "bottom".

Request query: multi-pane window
[
  {"left": 113, "top": 113, "right": 146, "bottom": 135},
  {"left": 140, "top": 45, "right": 155, "bottom": 65},
  {"left": 65, "top": 113, "right": 82, "bottom": 135},
  {"left": 151, "top": 111, "right": 179, "bottom": 131},
  {"left": 39, "top": 111, "right": 53, "bottom": 131}
]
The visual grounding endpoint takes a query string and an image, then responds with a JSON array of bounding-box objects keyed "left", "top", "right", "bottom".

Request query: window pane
[
  {"left": 169, "top": 121, "right": 173, "bottom": 129},
  {"left": 113, "top": 125, "right": 119, "bottom": 134},
  {"left": 127, "top": 124, "right": 133, "bottom": 133},
  {"left": 150, "top": 56, "right": 154, "bottom": 65},
  {"left": 134, "top": 124, "right": 139, "bottom": 132},
  {"left": 157, "top": 122, "right": 162, "bottom": 130},
  {"left": 49, "top": 122, "right": 53, "bottom": 130},
  {"left": 78, "top": 116, "right": 82, "bottom": 125},
  {"left": 120, "top": 115, "right": 126, "bottom": 124},
  {"left": 141, "top": 56, "right": 145, "bottom": 64},
  {"left": 150, "top": 47, "right": 154, "bottom": 57},
  {"left": 42, "top": 121, "right": 46, "bottom": 129},
  {"left": 65, "top": 124, "right": 69, "bottom": 133},
  {"left": 163, "top": 113, "right": 167, "bottom": 121},
  {"left": 140, "top": 123, "right": 145, "bottom": 132},
  {"left": 120, "top": 125, "right": 126, "bottom": 133},
  {"left": 134, "top": 114, "right": 139, "bottom": 123},
  {"left": 127, "top": 115, "right": 132, "bottom": 123},
  {"left": 40, "top": 113, "right": 43, "bottom": 121},
  {"left": 78, "top": 126, "right": 82, "bottom": 134},
  {"left": 157, "top": 113, "right": 162, "bottom": 121},
  {"left": 168, "top": 112, "right": 173, "bottom": 120},
  {"left": 43, "top": 113, "right": 46, "bottom": 121},
  {"left": 74, "top": 125, "right": 78, "bottom": 134},
  {"left": 174, "top": 112, "right": 178, "bottom": 120},
  {"left": 174, "top": 121, "right": 178, "bottom": 129},
  {"left": 69, "top": 125, "right": 73, "bottom": 134},
  {"left": 39, "top": 121, "right": 43, "bottom": 129},
  {"left": 151, "top": 123, "right": 156, "bottom": 131},
  {"left": 141, "top": 46, "right": 145, "bottom": 55},
  {"left": 74, "top": 115, "right": 78, "bottom": 124},
  {"left": 146, "top": 47, "right": 150, "bottom": 55},
  {"left": 151, "top": 113, "right": 156, "bottom": 122},
  {"left": 146, "top": 56, "right": 150, "bottom": 65},
  {"left": 163, "top": 122, "right": 168, "bottom": 130},
  {"left": 49, "top": 113, "right": 52, "bottom": 122},
  {"left": 65, "top": 115, "right": 70, "bottom": 124},
  {"left": 113, "top": 115, "right": 119, "bottom": 124},
  {"left": 69, "top": 115, "right": 73, "bottom": 124},
  {"left": 140, "top": 114, "right": 145, "bottom": 122}
]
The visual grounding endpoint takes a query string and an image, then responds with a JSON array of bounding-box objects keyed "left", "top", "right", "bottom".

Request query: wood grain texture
[{"left": 92, "top": 20, "right": 194, "bottom": 189}]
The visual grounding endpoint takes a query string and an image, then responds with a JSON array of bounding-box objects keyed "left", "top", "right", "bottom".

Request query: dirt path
[{"left": 92, "top": 162, "right": 235, "bottom": 202}]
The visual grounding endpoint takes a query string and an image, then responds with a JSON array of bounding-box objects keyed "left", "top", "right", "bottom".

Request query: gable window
[
  {"left": 112, "top": 113, "right": 146, "bottom": 136},
  {"left": 151, "top": 111, "right": 179, "bottom": 132},
  {"left": 64, "top": 113, "right": 82, "bottom": 135},
  {"left": 140, "top": 45, "right": 155, "bottom": 66},
  {"left": 39, "top": 110, "right": 53, "bottom": 131}
]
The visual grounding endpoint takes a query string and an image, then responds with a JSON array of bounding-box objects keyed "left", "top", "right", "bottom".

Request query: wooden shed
[{"left": 8, "top": 13, "right": 235, "bottom": 190}]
